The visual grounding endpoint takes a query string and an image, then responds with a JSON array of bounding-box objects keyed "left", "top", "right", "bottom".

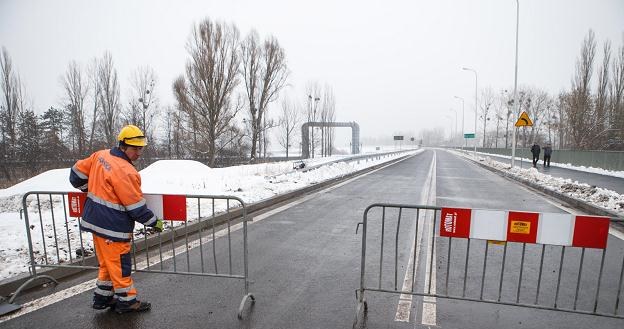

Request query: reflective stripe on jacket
[{"left": 69, "top": 147, "right": 156, "bottom": 242}]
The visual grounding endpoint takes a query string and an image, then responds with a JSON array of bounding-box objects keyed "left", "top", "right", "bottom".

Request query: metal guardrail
[
  {"left": 295, "top": 149, "right": 418, "bottom": 173},
  {"left": 12, "top": 191, "right": 254, "bottom": 319},
  {"left": 354, "top": 203, "right": 624, "bottom": 327}
]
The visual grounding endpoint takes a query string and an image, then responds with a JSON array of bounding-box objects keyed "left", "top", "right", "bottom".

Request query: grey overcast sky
[{"left": 1, "top": 0, "right": 623, "bottom": 143}]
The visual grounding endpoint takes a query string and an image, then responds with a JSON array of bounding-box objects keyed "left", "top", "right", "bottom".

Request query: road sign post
[
  {"left": 393, "top": 135, "right": 404, "bottom": 150},
  {"left": 512, "top": 111, "right": 533, "bottom": 167}
]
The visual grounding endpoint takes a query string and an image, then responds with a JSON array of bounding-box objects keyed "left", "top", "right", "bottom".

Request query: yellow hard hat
[{"left": 118, "top": 125, "right": 147, "bottom": 147}]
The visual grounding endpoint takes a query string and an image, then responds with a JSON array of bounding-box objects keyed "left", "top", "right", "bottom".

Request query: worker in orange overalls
[{"left": 69, "top": 125, "right": 163, "bottom": 313}]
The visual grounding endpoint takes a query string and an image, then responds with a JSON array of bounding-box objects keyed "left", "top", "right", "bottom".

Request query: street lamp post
[
  {"left": 454, "top": 96, "right": 465, "bottom": 151},
  {"left": 511, "top": 0, "right": 520, "bottom": 168},
  {"left": 462, "top": 67, "right": 478, "bottom": 158}
]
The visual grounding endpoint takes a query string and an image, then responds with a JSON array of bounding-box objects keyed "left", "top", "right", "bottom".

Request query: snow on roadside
[
  {"left": 474, "top": 151, "right": 624, "bottom": 179},
  {"left": 453, "top": 150, "right": 624, "bottom": 217}
]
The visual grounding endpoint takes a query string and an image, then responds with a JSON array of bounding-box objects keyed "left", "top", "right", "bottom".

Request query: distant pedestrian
[
  {"left": 530, "top": 142, "right": 541, "bottom": 167},
  {"left": 543, "top": 143, "right": 552, "bottom": 167}
]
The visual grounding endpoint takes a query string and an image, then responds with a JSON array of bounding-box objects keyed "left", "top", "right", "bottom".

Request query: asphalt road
[
  {"left": 2, "top": 149, "right": 623, "bottom": 328},
  {"left": 480, "top": 152, "right": 624, "bottom": 194}
]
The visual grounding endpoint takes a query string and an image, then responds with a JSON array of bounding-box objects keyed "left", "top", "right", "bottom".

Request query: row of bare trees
[
  {"left": 0, "top": 47, "right": 162, "bottom": 183},
  {"left": 172, "top": 19, "right": 290, "bottom": 166},
  {"left": 0, "top": 18, "right": 340, "bottom": 186},
  {"left": 446, "top": 30, "right": 624, "bottom": 151}
]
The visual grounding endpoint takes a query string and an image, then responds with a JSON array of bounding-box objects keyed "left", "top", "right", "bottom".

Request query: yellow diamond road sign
[{"left": 515, "top": 111, "right": 533, "bottom": 127}]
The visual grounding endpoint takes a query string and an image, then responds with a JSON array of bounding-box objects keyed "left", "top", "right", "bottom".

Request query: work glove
[{"left": 153, "top": 219, "right": 164, "bottom": 233}]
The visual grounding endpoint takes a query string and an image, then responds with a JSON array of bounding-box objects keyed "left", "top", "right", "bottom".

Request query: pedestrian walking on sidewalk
[
  {"left": 531, "top": 142, "right": 541, "bottom": 168},
  {"left": 543, "top": 143, "right": 552, "bottom": 167}
]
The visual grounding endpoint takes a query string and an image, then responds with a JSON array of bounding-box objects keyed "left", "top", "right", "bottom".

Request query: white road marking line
[
  {"left": 421, "top": 151, "right": 437, "bottom": 326},
  {"left": 1, "top": 154, "right": 417, "bottom": 323},
  {"left": 421, "top": 216, "right": 437, "bottom": 326},
  {"left": 394, "top": 151, "right": 436, "bottom": 322},
  {"left": 394, "top": 218, "right": 424, "bottom": 322}
]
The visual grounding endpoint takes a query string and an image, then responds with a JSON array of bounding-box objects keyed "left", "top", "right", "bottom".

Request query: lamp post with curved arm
[{"left": 511, "top": 0, "right": 520, "bottom": 168}]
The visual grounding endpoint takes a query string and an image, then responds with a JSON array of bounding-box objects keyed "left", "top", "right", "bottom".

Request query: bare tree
[
  {"left": 610, "top": 39, "right": 624, "bottom": 149},
  {"left": 525, "top": 88, "right": 550, "bottom": 145},
  {"left": 493, "top": 90, "right": 508, "bottom": 148},
  {"left": 261, "top": 114, "right": 276, "bottom": 158},
  {"left": 568, "top": 30, "right": 596, "bottom": 149},
  {"left": 162, "top": 104, "right": 188, "bottom": 159},
  {"left": 173, "top": 18, "right": 242, "bottom": 166},
  {"left": 61, "top": 61, "right": 89, "bottom": 156},
  {"left": 86, "top": 58, "right": 101, "bottom": 152},
  {"left": 240, "top": 30, "right": 288, "bottom": 161},
  {"left": 595, "top": 40, "right": 612, "bottom": 147},
  {"left": 172, "top": 75, "right": 199, "bottom": 157},
  {"left": 479, "top": 88, "right": 495, "bottom": 147},
  {"left": 97, "top": 52, "right": 121, "bottom": 147},
  {"left": 0, "top": 47, "right": 25, "bottom": 158},
  {"left": 277, "top": 97, "right": 300, "bottom": 158},
  {"left": 501, "top": 90, "right": 514, "bottom": 148},
  {"left": 320, "top": 84, "right": 336, "bottom": 156},
  {"left": 557, "top": 92, "right": 570, "bottom": 149},
  {"left": 305, "top": 82, "right": 321, "bottom": 157},
  {"left": 124, "top": 66, "right": 158, "bottom": 149}
]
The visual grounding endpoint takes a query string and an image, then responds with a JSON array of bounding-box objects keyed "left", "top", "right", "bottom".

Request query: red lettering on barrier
[
  {"left": 162, "top": 195, "right": 187, "bottom": 221},
  {"left": 572, "top": 216, "right": 610, "bottom": 249},
  {"left": 68, "top": 192, "right": 88, "bottom": 217},
  {"left": 506, "top": 211, "right": 539, "bottom": 243},
  {"left": 440, "top": 208, "right": 471, "bottom": 238}
]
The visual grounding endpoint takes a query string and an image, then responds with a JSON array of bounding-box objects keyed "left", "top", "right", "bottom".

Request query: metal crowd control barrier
[
  {"left": 15, "top": 191, "right": 254, "bottom": 319},
  {"left": 354, "top": 203, "right": 624, "bottom": 327}
]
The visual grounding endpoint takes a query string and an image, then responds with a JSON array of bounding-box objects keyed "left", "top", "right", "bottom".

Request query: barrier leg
[
  {"left": 237, "top": 293, "right": 255, "bottom": 319},
  {"left": 8, "top": 275, "right": 59, "bottom": 304},
  {"left": 353, "top": 289, "right": 367, "bottom": 328}
]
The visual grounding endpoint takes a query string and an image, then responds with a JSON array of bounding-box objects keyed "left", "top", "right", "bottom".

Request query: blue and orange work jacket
[{"left": 69, "top": 147, "right": 156, "bottom": 242}]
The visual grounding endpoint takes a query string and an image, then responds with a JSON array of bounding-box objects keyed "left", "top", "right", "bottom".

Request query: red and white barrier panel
[
  {"left": 439, "top": 207, "right": 611, "bottom": 249},
  {"left": 68, "top": 192, "right": 187, "bottom": 221},
  {"left": 144, "top": 194, "right": 187, "bottom": 221}
]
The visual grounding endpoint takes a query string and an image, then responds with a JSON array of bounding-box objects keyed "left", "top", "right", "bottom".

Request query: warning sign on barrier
[
  {"left": 507, "top": 211, "right": 539, "bottom": 243},
  {"left": 440, "top": 208, "right": 471, "bottom": 238},
  {"left": 68, "top": 192, "right": 88, "bottom": 217},
  {"left": 510, "top": 220, "right": 531, "bottom": 234}
]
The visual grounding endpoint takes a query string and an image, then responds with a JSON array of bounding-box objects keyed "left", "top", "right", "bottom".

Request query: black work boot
[
  {"left": 114, "top": 300, "right": 151, "bottom": 314},
  {"left": 92, "top": 294, "right": 116, "bottom": 310}
]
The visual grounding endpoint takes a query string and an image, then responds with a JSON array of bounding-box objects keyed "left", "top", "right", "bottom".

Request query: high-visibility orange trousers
[{"left": 93, "top": 234, "right": 137, "bottom": 301}]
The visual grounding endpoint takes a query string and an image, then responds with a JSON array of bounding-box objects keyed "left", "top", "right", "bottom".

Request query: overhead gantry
[{"left": 301, "top": 121, "right": 360, "bottom": 159}]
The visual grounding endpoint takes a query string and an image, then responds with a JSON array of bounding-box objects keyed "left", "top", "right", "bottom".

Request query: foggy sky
[{"left": 1, "top": 0, "right": 623, "bottom": 146}]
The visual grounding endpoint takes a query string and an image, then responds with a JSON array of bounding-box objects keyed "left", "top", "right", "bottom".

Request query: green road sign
[{"left": 464, "top": 133, "right": 475, "bottom": 139}]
